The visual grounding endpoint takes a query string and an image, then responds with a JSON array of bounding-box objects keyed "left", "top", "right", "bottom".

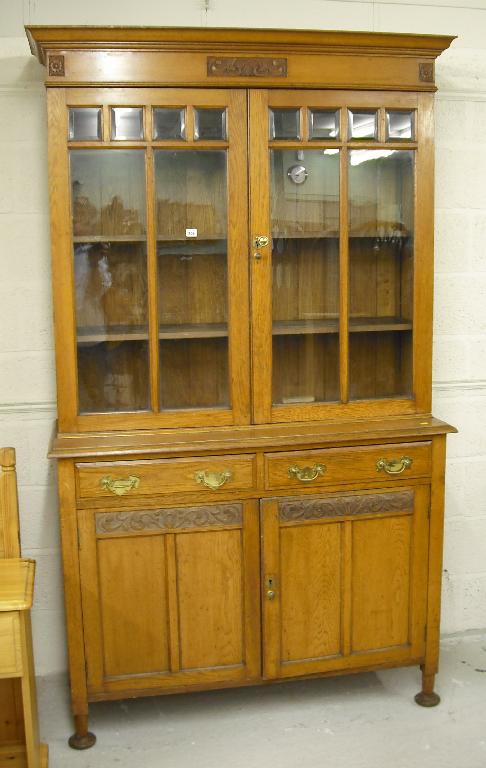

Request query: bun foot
[
  {"left": 415, "top": 691, "right": 440, "bottom": 707},
  {"left": 68, "top": 731, "right": 96, "bottom": 749}
]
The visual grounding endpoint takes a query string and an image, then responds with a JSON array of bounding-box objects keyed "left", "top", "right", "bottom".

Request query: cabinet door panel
[
  {"left": 351, "top": 515, "right": 411, "bottom": 652},
  {"left": 97, "top": 536, "right": 169, "bottom": 677},
  {"left": 262, "top": 486, "right": 428, "bottom": 680},
  {"left": 78, "top": 500, "right": 260, "bottom": 694},
  {"left": 177, "top": 529, "right": 243, "bottom": 669},
  {"left": 280, "top": 523, "right": 341, "bottom": 662}
]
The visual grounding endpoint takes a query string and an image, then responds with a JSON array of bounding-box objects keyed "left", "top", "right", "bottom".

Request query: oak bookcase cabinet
[{"left": 26, "top": 26, "right": 456, "bottom": 748}]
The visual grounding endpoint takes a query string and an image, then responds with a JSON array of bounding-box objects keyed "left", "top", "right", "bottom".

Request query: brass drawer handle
[
  {"left": 288, "top": 463, "right": 326, "bottom": 482},
  {"left": 100, "top": 475, "right": 140, "bottom": 496},
  {"left": 376, "top": 456, "right": 413, "bottom": 475},
  {"left": 195, "top": 470, "right": 233, "bottom": 491}
]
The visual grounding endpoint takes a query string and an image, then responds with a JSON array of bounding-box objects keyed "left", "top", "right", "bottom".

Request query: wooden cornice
[{"left": 26, "top": 25, "right": 455, "bottom": 64}]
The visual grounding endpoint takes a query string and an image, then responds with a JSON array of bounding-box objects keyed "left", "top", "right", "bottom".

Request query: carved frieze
[
  {"left": 96, "top": 503, "right": 242, "bottom": 534},
  {"left": 207, "top": 56, "right": 287, "bottom": 77},
  {"left": 279, "top": 490, "right": 414, "bottom": 522}
]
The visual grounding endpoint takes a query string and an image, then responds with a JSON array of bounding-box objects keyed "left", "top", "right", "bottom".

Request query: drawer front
[
  {"left": 265, "top": 442, "right": 431, "bottom": 491},
  {"left": 0, "top": 613, "right": 21, "bottom": 677},
  {"left": 76, "top": 454, "right": 257, "bottom": 501}
]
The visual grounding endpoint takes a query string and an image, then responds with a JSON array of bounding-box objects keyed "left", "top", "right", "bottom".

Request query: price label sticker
[{"left": 185, "top": 228, "right": 198, "bottom": 238}]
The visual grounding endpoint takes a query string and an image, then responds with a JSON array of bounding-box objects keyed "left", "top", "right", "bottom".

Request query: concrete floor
[{"left": 37, "top": 632, "right": 486, "bottom": 768}]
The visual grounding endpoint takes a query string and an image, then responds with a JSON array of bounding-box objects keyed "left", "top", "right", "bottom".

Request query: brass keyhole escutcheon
[
  {"left": 265, "top": 575, "right": 277, "bottom": 601},
  {"left": 253, "top": 234, "right": 270, "bottom": 261}
]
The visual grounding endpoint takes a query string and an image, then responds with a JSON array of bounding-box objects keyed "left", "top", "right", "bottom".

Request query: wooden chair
[{"left": 0, "top": 448, "right": 48, "bottom": 767}]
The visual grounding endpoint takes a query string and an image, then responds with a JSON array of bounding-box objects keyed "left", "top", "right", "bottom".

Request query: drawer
[
  {"left": 265, "top": 442, "right": 431, "bottom": 491},
  {"left": 76, "top": 454, "right": 257, "bottom": 501},
  {"left": 0, "top": 612, "right": 21, "bottom": 677}
]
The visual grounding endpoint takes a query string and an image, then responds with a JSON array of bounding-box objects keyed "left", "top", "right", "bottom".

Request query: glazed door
[
  {"left": 78, "top": 500, "right": 260, "bottom": 695},
  {"left": 261, "top": 486, "right": 429, "bottom": 679},
  {"left": 53, "top": 88, "right": 250, "bottom": 432},
  {"left": 250, "top": 89, "right": 432, "bottom": 424}
]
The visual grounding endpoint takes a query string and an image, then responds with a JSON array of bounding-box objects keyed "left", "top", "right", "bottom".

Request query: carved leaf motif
[
  {"left": 96, "top": 503, "right": 242, "bottom": 534},
  {"left": 48, "top": 55, "right": 65, "bottom": 77},
  {"left": 207, "top": 56, "right": 287, "bottom": 78},
  {"left": 279, "top": 490, "right": 414, "bottom": 522},
  {"left": 419, "top": 62, "right": 434, "bottom": 83}
]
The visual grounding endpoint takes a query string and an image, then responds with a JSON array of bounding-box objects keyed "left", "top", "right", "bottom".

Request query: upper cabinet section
[{"left": 27, "top": 26, "right": 454, "bottom": 92}]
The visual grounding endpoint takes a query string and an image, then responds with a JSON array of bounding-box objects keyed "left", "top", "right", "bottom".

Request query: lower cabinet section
[
  {"left": 78, "top": 485, "right": 429, "bottom": 697},
  {"left": 78, "top": 501, "right": 261, "bottom": 695}
]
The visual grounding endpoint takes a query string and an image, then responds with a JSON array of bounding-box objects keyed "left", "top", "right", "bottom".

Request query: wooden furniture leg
[
  {"left": 68, "top": 715, "right": 96, "bottom": 750},
  {"left": 415, "top": 671, "right": 440, "bottom": 707}
]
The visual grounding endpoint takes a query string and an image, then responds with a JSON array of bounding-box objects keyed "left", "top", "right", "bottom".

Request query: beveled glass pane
[
  {"left": 309, "top": 109, "right": 339, "bottom": 140},
  {"left": 194, "top": 108, "right": 227, "bottom": 140},
  {"left": 111, "top": 107, "right": 144, "bottom": 140},
  {"left": 70, "top": 149, "right": 149, "bottom": 413},
  {"left": 153, "top": 108, "right": 186, "bottom": 140},
  {"left": 269, "top": 108, "right": 300, "bottom": 140},
  {"left": 271, "top": 149, "right": 340, "bottom": 404},
  {"left": 386, "top": 110, "right": 414, "bottom": 141},
  {"left": 348, "top": 109, "right": 378, "bottom": 140},
  {"left": 70, "top": 150, "right": 146, "bottom": 237},
  {"left": 69, "top": 108, "right": 101, "bottom": 141},
  {"left": 155, "top": 150, "right": 229, "bottom": 410},
  {"left": 348, "top": 149, "right": 414, "bottom": 400}
]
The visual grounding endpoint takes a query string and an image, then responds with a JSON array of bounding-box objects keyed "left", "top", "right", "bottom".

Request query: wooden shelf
[
  {"left": 350, "top": 316, "right": 412, "bottom": 332},
  {"left": 77, "top": 326, "right": 148, "bottom": 343},
  {"left": 272, "top": 232, "right": 339, "bottom": 240},
  {"left": 73, "top": 235, "right": 147, "bottom": 243},
  {"left": 159, "top": 323, "right": 228, "bottom": 339},
  {"left": 272, "top": 317, "right": 412, "bottom": 336},
  {"left": 273, "top": 319, "right": 339, "bottom": 335},
  {"left": 156, "top": 235, "right": 227, "bottom": 242},
  {"left": 78, "top": 324, "right": 229, "bottom": 343}
]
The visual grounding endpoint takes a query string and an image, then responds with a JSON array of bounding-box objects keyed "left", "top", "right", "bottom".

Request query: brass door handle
[
  {"left": 100, "top": 475, "right": 140, "bottom": 496},
  {"left": 265, "top": 576, "right": 276, "bottom": 601},
  {"left": 195, "top": 470, "right": 233, "bottom": 490},
  {"left": 266, "top": 589, "right": 276, "bottom": 601},
  {"left": 288, "top": 464, "right": 326, "bottom": 482},
  {"left": 376, "top": 456, "right": 413, "bottom": 475}
]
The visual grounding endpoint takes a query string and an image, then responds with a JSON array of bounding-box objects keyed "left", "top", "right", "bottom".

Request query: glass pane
[
  {"left": 194, "top": 108, "right": 226, "bottom": 140},
  {"left": 271, "top": 149, "right": 340, "bottom": 405},
  {"left": 386, "top": 111, "right": 414, "bottom": 141},
  {"left": 111, "top": 108, "right": 144, "bottom": 140},
  {"left": 70, "top": 150, "right": 149, "bottom": 413},
  {"left": 348, "top": 110, "right": 378, "bottom": 140},
  {"left": 71, "top": 150, "right": 146, "bottom": 237},
  {"left": 269, "top": 108, "right": 300, "bottom": 140},
  {"left": 155, "top": 150, "right": 229, "bottom": 410},
  {"left": 153, "top": 108, "right": 186, "bottom": 140},
  {"left": 69, "top": 108, "right": 101, "bottom": 141},
  {"left": 348, "top": 149, "right": 414, "bottom": 400},
  {"left": 309, "top": 109, "right": 339, "bottom": 140}
]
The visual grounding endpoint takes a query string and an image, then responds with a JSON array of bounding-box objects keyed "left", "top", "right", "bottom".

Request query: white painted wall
[{"left": 0, "top": 0, "right": 485, "bottom": 676}]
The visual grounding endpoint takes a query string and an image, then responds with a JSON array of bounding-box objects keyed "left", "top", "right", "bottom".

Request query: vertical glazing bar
[
  {"left": 339, "top": 144, "right": 349, "bottom": 404},
  {"left": 145, "top": 146, "right": 160, "bottom": 412}
]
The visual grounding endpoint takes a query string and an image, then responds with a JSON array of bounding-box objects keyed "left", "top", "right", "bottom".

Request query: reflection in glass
[
  {"left": 348, "top": 149, "right": 414, "bottom": 400},
  {"left": 154, "top": 150, "right": 227, "bottom": 239},
  {"left": 155, "top": 150, "right": 229, "bottom": 410},
  {"left": 153, "top": 108, "right": 186, "bottom": 140},
  {"left": 386, "top": 111, "right": 414, "bottom": 140},
  {"left": 194, "top": 108, "right": 227, "bottom": 140},
  {"left": 70, "top": 150, "right": 146, "bottom": 237},
  {"left": 309, "top": 110, "right": 339, "bottom": 140},
  {"left": 269, "top": 108, "right": 300, "bottom": 140},
  {"left": 69, "top": 108, "right": 101, "bottom": 141},
  {"left": 348, "top": 109, "right": 378, "bottom": 140},
  {"left": 111, "top": 108, "right": 144, "bottom": 140},
  {"left": 70, "top": 149, "right": 149, "bottom": 413},
  {"left": 271, "top": 149, "right": 340, "bottom": 404}
]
